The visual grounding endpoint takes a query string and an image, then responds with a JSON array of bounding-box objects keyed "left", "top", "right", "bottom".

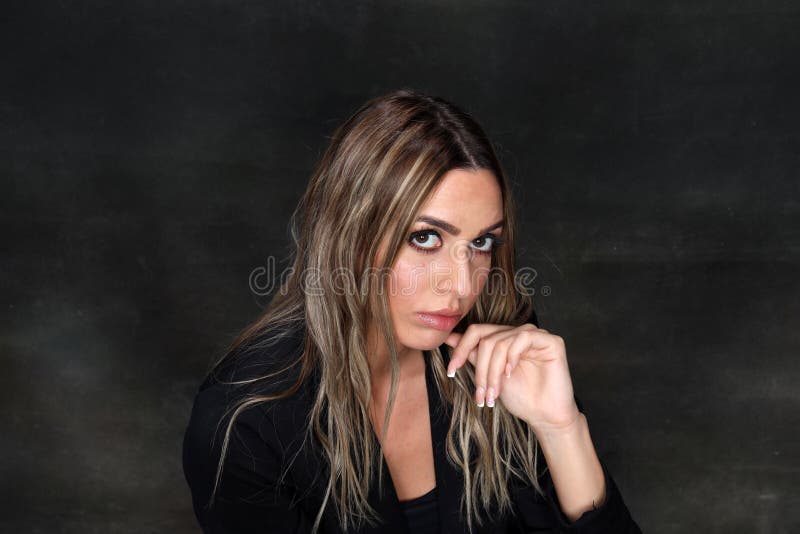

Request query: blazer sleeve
[
  {"left": 182, "top": 387, "right": 313, "bottom": 533},
  {"left": 508, "top": 395, "right": 643, "bottom": 533}
]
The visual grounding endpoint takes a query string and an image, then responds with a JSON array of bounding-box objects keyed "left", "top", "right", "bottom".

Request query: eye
[
  {"left": 408, "top": 230, "right": 442, "bottom": 253},
  {"left": 407, "top": 229, "right": 505, "bottom": 256},
  {"left": 472, "top": 235, "right": 497, "bottom": 254}
]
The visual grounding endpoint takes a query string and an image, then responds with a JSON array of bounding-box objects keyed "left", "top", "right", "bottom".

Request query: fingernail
[
  {"left": 476, "top": 386, "right": 485, "bottom": 407},
  {"left": 486, "top": 387, "right": 495, "bottom": 408},
  {"left": 447, "top": 368, "right": 455, "bottom": 378},
  {"left": 505, "top": 363, "right": 512, "bottom": 378}
]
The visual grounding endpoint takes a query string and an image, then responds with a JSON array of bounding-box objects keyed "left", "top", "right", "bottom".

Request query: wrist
[
  {"left": 525, "top": 404, "right": 583, "bottom": 440},
  {"left": 533, "top": 411, "right": 588, "bottom": 448},
  {"left": 531, "top": 412, "right": 606, "bottom": 522}
]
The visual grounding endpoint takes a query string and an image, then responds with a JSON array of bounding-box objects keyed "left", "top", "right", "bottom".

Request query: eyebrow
[{"left": 415, "top": 215, "right": 504, "bottom": 236}]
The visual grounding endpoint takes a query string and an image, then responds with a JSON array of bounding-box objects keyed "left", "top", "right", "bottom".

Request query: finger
[
  {"left": 444, "top": 333, "right": 463, "bottom": 377},
  {"left": 474, "top": 328, "right": 515, "bottom": 407},
  {"left": 446, "top": 324, "right": 512, "bottom": 376},
  {"left": 506, "top": 330, "right": 535, "bottom": 373},
  {"left": 464, "top": 346, "right": 478, "bottom": 367},
  {"left": 447, "top": 324, "right": 492, "bottom": 377},
  {"left": 444, "top": 332, "right": 462, "bottom": 349},
  {"left": 526, "top": 328, "right": 560, "bottom": 352},
  {"left": 504, "top": 324, "right": 541, "bottom": 371},
  {"left": 486, "top": 332, "right": 517, "bottom": 408},
  {"left": 447, "top": 323, "right": 494, "bottom": 377},
  {"left": 473, "top": 335, "right": 494, "bottom": 407}
]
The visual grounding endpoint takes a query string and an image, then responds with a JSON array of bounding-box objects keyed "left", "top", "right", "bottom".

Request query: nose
[{"left": 435, "top": 240, "right": 473, "bottom": 297}]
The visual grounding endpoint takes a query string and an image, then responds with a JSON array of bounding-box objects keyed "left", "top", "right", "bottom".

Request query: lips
[
  {"left": 425, "top": 307, "right": 462, "bottom": 316},
  {"left": 416, "top": 311, "right": 462, "bottom": 331}
]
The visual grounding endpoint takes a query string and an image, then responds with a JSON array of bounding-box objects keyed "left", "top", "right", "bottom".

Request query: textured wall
[{"left": 2, "top": 1, "right": 798, "bottom": 532}]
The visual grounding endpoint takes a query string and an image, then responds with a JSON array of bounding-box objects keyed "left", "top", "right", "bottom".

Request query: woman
[{"left": 182, "top": 89, "right": 642, "bottom": 533}]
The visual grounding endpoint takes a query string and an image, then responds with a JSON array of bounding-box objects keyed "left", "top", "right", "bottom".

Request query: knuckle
[
  {"left": 489, "top": 368, "right": 504, "bottom": 390},
  {"left": 524, "top": 330, "right": 536, "bottom": 341}
]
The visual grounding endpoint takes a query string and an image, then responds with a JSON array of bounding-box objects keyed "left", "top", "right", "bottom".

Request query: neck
[{"left": 365, "top": 325, "right": 424, "bottom": 387}]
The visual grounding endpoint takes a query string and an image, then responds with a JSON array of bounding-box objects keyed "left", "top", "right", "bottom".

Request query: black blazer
[{"left": 182, "top": 325, "right": 642, "bottom": 533}]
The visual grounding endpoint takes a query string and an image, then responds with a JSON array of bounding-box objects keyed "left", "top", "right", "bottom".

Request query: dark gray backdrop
[{"left": 2, "top": 1, "right": 798, "bottom": 532}]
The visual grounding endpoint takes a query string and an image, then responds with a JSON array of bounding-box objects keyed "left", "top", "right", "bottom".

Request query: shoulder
[
  {"left": 202, "top": 321, "right": 309, "bottom": 391},
  {"left": 187, "top": 320, "right": 315, "bottom": 440},
  {"left": 182, "top": 322, "right": 317, "bottom": 504}
]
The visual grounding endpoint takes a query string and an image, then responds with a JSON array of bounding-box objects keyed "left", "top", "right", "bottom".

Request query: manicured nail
[
  {"left": 505, "top": 363, "right": 512, "bottom": 378},
  {"left": 447, "top": 367, "right": 455, "bottom": 378},
  {"left": 486, "top": 387, "right": 495, "bottom": 408},
  {"left": 476, "top": 386, "right": 485, "bottom": 407}
]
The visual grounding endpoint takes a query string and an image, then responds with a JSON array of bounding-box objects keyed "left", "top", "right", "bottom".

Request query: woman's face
[{"left": 379, "top": 167, "right": 505, "bottom": 352}]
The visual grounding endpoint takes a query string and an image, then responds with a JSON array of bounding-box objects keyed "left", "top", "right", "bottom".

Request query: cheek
[
  {"left": 472, "top": 264, "right": 491, "bottom": 295},
  {"left": 387, "top": 257, "right": 428, "bottom": 310}
]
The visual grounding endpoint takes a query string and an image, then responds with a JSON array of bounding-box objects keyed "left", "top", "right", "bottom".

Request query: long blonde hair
[{"left": 209, "top": 88, "right": 542, "bottom": 532}]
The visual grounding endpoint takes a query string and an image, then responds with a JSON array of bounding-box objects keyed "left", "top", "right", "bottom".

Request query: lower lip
[{"left": 416, "top": 313, "right": 461, "bottom": 331}]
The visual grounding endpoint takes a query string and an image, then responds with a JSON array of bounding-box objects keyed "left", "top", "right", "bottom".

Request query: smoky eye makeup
[{"left": 407, "top": 228, "right": 506, "bottom": 255}]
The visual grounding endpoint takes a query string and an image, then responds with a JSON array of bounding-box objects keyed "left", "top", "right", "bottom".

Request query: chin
[{"left": 401, "top": 325, "right": 450, "bottom": 350}]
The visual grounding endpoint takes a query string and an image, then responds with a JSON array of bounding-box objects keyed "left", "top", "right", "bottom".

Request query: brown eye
[
  {"left": 472, "top": 234, "right": 504, "bottom": 255},
  {"left": 472, "top": 236, "right": 492, "bottom": 253},
  {"left": 408, "top": 229, "right": 504, "bottom": 256},
  {"left": 408, "top": 230, "right": 441, "bottom": 253}
]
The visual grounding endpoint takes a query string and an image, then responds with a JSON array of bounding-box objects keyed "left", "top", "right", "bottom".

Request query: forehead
[{"left": 419, "top": 168, "right": 503, "bottom": 221}]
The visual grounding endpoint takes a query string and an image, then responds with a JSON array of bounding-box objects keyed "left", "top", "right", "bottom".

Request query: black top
[
  {"left": 182, "top": 323, "right": 643, "bottom": 533},
  {"left": 399, "top": 487, "right": 438, "bottom": 534}
]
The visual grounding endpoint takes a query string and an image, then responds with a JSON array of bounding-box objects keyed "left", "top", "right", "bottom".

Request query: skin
[
  {"left": 366, "top": 167, "right": 500, "bottom": 376},
  {"left": 365, "top": 166, "right": 498, "bottom": 501},
  {"left": 366, "top": 167, "right": 606, "bottom": 521}
]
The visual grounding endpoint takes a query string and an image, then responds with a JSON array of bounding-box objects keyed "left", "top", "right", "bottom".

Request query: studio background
[{"left": 2, "top": 1, "right": 797, "bottom": 532}]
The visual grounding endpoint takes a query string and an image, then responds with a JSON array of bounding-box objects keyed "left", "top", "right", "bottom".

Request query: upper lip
[{"left": 421, "top": 308, "right": 462, "bottom": 317}]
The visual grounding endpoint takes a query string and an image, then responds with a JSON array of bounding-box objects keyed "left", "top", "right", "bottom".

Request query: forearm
[{"left": 531, "top": 412, "right": 607, "bottom": 523}]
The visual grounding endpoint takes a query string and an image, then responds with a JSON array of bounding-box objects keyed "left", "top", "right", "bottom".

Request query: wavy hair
[{"left": 208, "top": 88, "right": 542, "bottom": 533}]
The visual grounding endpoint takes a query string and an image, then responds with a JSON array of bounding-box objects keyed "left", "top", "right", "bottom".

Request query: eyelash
[{"left": 407, "top": 228, "right": 506, "bottom": 256}]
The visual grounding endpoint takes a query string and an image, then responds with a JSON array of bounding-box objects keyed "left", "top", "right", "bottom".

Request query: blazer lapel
[
  {"left": 425, "top": 349, "right": 467, "bottom": 534},
  {"left": 425, "top": 348, "right": 510, "bottom": 534},
  {"left": 359, "top": 349, "right": 472, "bottom": 534},
  {"left": 361, "top": 450, "right": 408, "bottom": 533},
  {"left": 364, "top": 349, "right": 466, "bottom": 534}
]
